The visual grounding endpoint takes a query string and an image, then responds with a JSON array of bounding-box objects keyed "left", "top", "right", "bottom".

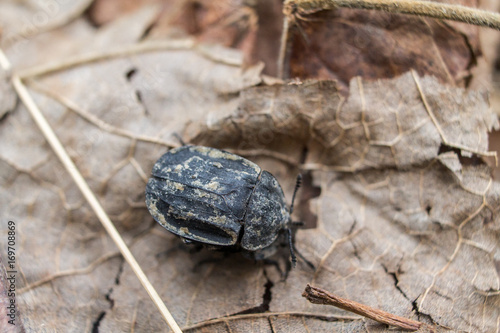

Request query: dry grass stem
[
  {"left": 17, "top": 39, "right": 195, "bottom": 79},
  {"left": 285, "top": 0, "right": 500, "bottom": 31}
]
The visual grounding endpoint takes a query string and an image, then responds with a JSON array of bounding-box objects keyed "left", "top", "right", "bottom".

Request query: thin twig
[
  {"left": 182, "top": 311, "right": 360, "bottom": 331},
  {"left": 17, "top": 39, "right": 195, "bottom": 79},
  {"left": 16, "top": 39, "right": 246, "bottom": 81},
  {"left": 18, "top": 253, "right": 120, "bottom": 294},
  {"left": 27, "top": 80, "right": 177, "bottom": 148},
  {"left": 11, "top": 73, "right": 183, "bottom": 333},
  {"left": 285, "top": 0, "right": 500, "bottom": 31},
  {"left": 277, "top": 16, "right": 290, "bottom": 79},
  {"left": 302, "top": 284, "right": 426, "bottom": 331}
]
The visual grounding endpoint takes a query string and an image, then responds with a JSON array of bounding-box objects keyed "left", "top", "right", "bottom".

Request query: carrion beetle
[{"left": 145, "top": 145, "right": 306, "bottom": 265}]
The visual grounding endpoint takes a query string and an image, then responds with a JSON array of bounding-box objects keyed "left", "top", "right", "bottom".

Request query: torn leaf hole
[
  {"left": 140, "top": 21, "right": 156, "bottom": 40},
  {"left": 411, "top": 298, "right": 437, "bottom": 325},
  {"left": 125, "top": 68, "right": 137, "bottom": 81},
  {"left": 482, "top": 209, "right": 493, "bottom": 226},
  {"left": 232, "top": 271, "right": 273, "bottom": 315},
  {"left": 115, "top": 260, "right": 124, "bottom": 285},
  {"left": 382, "top": 264, "right": 409, "bottom": 301},
  {"left": 135, "top": 90, "right": 143, "bottom": 103},
  {"left": 437, "top": 143, "right": 483, "bottom": 166},
  {"left": 348, "top": 219, "right": 357, "bottom": 235},
  {"left": 91, "top": 311, "right": 106, "bottom": 333},
  {"left": 105, "top": 288, "right": 115, "bottom": 309}
]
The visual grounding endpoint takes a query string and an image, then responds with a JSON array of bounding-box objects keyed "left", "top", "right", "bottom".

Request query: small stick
[
  {"left": 277, "top": 16, "right": 290, "bottom": 79},
  {"left": 285, "top": 0, "right": 500, "bottom": 31},
  {"left": 302, "top": 284, "right": 425, "bottom": 331}
]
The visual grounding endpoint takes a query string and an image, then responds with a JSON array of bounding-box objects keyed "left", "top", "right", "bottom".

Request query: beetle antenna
[
  {"left": 289, "top": 174, "right": 302, "bottom": 216},
  {"left": 172, "top": 133, "right": 187, "bottom": 146},
  {"left": 287, "top": 228, "right": 297, "bottom": 267}
]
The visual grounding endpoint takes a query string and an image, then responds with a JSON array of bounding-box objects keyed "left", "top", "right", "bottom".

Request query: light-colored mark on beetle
[
  {"left": 206, "top": 181, "right": 220, "bottom": 191},
  {"left": 179, "top": 227, "right": 190, "bottom": 236},
  {"left": 207, "top": 214, "right": 229, "bottom": 225},
  {"left": 193, "top": 188, "right": 211, "bottom": 198},
  {"left": 174, "top": 183, "right": 185, "bottom": 191}
]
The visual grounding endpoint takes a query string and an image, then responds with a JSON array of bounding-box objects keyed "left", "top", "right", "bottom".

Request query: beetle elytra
[{"left": 145, "top": 145, "right": 304, "bottom": 265}]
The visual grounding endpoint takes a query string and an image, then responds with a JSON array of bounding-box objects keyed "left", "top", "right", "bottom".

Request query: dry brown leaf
[
  {"left": 2, "top": 47, "right": 499, "bottom": 331},
  {"left": 0, "top": 2, "right": 158, "bottom": 70},
  {"left": 88, "top": 0, "right": 162, "bottom": 26},
  {"left": 288, "top": 4, "right": 480, "bottom": 90},
  {"left": 1, "top": 1, "right": 500, "bottom": 333},
  {"left": 193, "top": 73, "right": 496, "bottom": 169},
  {"left": 0, "top": 0, "right": 95, "bottom": 67},
  {"left": 144, "top": 0, "right": 284, "bottom": 76}
]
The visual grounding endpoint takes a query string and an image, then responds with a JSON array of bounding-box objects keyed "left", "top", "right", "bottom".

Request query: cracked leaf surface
[{"left": 1, "top": 5, "right": 499, "bottom": 333}]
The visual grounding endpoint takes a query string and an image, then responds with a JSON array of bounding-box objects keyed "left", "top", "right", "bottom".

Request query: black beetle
[{"left": 145, "top": 145, "right": 304, "bottom": 264}]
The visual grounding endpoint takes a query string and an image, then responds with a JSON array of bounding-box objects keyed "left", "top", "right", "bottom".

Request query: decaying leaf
[
  {"left": 193, "top": 72, "right": 496, "bottom": 169},
  {"left": 0, "top": 1, "right": 158, "bottom": 70},
  {"left": 2, "top": 45, "right": 499, "bottom": 331},
  {"left": 287, "top": 6, "right": 480, "bottom": 90},
  {"left": 1, "top": 1, "right": 500, "bottom": 333}
]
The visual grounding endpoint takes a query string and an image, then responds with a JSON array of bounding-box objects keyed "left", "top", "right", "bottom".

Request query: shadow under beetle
[{"left": 145, "top": 145, "right": 306, "bottom": 265}]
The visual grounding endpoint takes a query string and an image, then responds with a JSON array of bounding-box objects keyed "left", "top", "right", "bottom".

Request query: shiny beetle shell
[{"left": 145, "top": 145, "right": 291, "bottom": 258}]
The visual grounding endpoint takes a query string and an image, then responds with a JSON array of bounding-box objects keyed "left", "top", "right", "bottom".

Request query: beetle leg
[
  {"left": 262, "top": 259, "right": 287, "bottom": 280},
  {"left": 292, "top": 243, "right": 315, "bottom": 270},
  {"left": 288, "top": 225, "right": 315, "bottom": 270},
  {"left": 291, "top": 220, "right": 304, "bottom": 227},
  {"left": 172, "top": 133, "right": 187, "bottom": 146}
]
